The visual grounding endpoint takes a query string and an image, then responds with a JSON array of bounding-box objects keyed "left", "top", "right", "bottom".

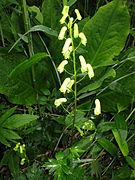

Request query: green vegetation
[{"left": 0, "top": 0, "right": 135, "bottom": 179}]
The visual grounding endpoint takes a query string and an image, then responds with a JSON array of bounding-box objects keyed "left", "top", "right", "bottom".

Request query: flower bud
[
  {"left": 79, "top": 55, "right": 87, "bottom": 73},
  {"left": 94, "top": 99, "right": 101, "bottom": 115},
  {"left": 79, "top": 32, "right": 87, "bottom": 46},
  {"left": 57, "top": 60, "right": 68, "bottom": 74},
  {"left": 68, "top": 17, "right": 74, "bottom": 28},
  {"left": 60, "top": 6, "right": 69, "bottom": 24},
  {"left": 20, "top": 158, "right": 25, "bottom": 165},
  {"left": 75, "top": 9, "right": 82, "bottom": 20},
  {"left": 58, "top": 26, "right": 67, "bottom": 40},
  {"left": 87, "top": 63, "right": 94, "bottom": 79},
  {"left": 74, "top": 23, "right": 79, "bottom": 38},
  {"left": 54, "top": 98, "right": 67, "bottom": 107}
]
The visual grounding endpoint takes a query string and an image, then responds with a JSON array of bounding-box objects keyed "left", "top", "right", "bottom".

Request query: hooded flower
[
  {"left": 60, "top": 5, "right": 69, "bottom": 24},
  {"left": 79, "top": 55, "right": 87, "bottom": 73},
  {"left": 62, "top": 38, "right": 72, "bottom": 58},
  {"left": 60, "top": 78, "right": 74, "bottom": 94},
  {"left": 75, "top": 9, "right": 82, "bottom": 20},
  {"left": 67, "top": 79, "right": 74, "bottom": 93},
  {"left": 58, "top": 26, "right": 67, "bottom": 40},
  {"left": 94, "top": 99, "right": 101, "bottom": 115},
  {"left": 59, "top": 78, "right": 71, "bottom": 94},
  {"left": 74, "top": 23, "right": 79, "bottom": 38},
  {"left": 54, "top": 98, "right": 67, "bottom": 107},
  {"left": 57, "top": 60, "right": 68, "bottom": 74},
  {"left": 79, "top": 32, "right": 87, "bottom": 46},
  {"left": 87, "top": 63, "right": 94, "bottom": 79}
]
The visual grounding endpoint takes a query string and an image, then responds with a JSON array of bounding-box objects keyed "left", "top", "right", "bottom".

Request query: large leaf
[
  {"left": 0, "top": 48, "right": 57, "bottom": 105},
  {"left": 83, "top": 0, "right": 130, "bottom": 68},
  {"left": 112, "top": 128, "right": 128, "bottom": 157},
  {"left": 114, "top": 114, "right": 127, "bottom": 143},
  {"left": 2, "top": 114, "right": 39, "bottom": 129},
  {"left": 42, "top": 0, "right": 61, "bottom": 31},
  {"left": 98, "top": 138, "right": 118, "bottom": 156},
  {"left": 8, "top": 53, "right": 48, "bottom": 79},
  {"left": 0, "top": 107, "right": 16, "bottom": 125},
  {"left": 78, "top": 68, "right": 116, "bottom": 95}
]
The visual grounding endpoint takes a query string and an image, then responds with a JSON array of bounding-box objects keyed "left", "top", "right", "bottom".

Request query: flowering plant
[{"left": 55, "top": 6, "right": 101, "bottom": 127}]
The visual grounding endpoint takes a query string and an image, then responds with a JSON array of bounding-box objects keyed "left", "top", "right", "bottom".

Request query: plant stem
[
  {"left": 70, "top": 25, "right": 77, "bottom": 129},
  {"left": 22, "top": 0, "right": 35, "bottom": 83},
  {"left": 0, "top": 24, "right": 5, "bottom": 47}
]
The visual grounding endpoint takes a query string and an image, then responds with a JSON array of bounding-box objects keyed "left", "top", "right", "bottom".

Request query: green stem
[
  {"left": 0, "top": 24, "right": 5, "bottom": 47},
  {"left": 70, "top": 25, "right": 77, "bottom": 129},
  {"left": 22, "top": 0, "right": 35, "bottom": 82}
]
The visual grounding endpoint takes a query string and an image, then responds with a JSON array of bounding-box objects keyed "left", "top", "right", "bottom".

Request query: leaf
[
  {"left": 0, "top": 131, "right": 11, "bottom": 147},
  {"left": 97, "top": 122, "right": 115, "bottom": 133},
  {"left": 126, "top": 156, "right": 135, "bottom": 170},
  {"left": 0, "top": 107, "right": 16, "bottom": 125},
  {"left": 98, "top": 138, "right": 118, "bottom": 156},
  {"left": 0, "top": 48, "right": 57, "bottom": 105},
  {"left": 8, "top": 53, "right": 48, "bottom": 79},
  {"left": 28, "top": 6, "right": 43, "bottom": 24},
  {"left": 78, "top": 68, "right": 116, "bottom": 95},
  {"left": 112, "top": 128, "right": 128, "bottom": 157},
  {"left": 9, "top": 25, "right": 58, "bottom": 52},
  {"left": 42, "top": 0, "right": 61, "bottom": 30},
  {"left": 114, "top": 114, "right": 127, "bottom": 143},
  {"left": 2, "top": 114, "right": 38, "bottom": 129},
  {"left": 83, "top": 0, "right": 130, "bottom": 68},
  {"left": 67, "top": 0, "right": 77, "bottom": 6},
  {"left": 65, "top": 111, "right": 88, "bottom": 128},
  {"left": 0, "top": 128, "right": 21, "bottom": 140}
]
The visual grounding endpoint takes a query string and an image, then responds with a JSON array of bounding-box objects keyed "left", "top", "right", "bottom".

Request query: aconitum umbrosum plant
[{"left": 55, "top": 6, "right": 101, "bottom": 127}]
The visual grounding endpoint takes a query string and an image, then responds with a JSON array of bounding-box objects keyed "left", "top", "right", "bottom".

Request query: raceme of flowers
[{"left": 54, "top": 5, "right": 95, "bottom": 109}]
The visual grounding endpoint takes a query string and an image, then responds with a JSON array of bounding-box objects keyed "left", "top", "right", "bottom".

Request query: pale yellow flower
[
  {"left": 87, "top": 63, "right": 94, "bottom": 79},
  {"left": 79, "top": 55, "right": 87, "bottom": 73},
  {"left": 57, "top": 60, "right": 68, "bottom": 74},
  {"left": 94, "top": 99, "right": 101, "bottom": 115},
  {"left": 54, "top": 98, "right": 67, "bottom": 107},
  {"left": 60, "top": 78, "right": 71, "bottom": 94},
  {"left": 58, "top": 26, "right": 67, "bottom": 40},
  {"left": 74, "top": 23, "right": 79, "bottom": 38},
  {"left": 75, "top": 9, "right": 82, "bottom": 20},
  {"left": 60, "top": 6, "right": 69, "bottom": 24},
  {"left": 62, "top": 5, "right": 69, "bottom": 16},
  {"left": 67, "top": 80, "right": 74, "bottom": 93},
  {"left": 20, "top": 158, "right": 25, "bottom": 165},
  {"left": 79, "top": 32, "right": 87, "bottom": 46},
  {"left": 62, "top": 38, "right": 72, "bottom": 58}
]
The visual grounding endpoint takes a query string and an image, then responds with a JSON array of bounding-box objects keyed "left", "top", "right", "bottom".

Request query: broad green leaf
[
  {"left": 0, "top": 48, "right": 57, "bottom": 105},
  {"left": 2, "top": 114, "right": 38, "bottom": 129},
  {"left": 42, "top": 0, "right": 61, "bottom": 30},
  {"left": 112, "top": 128, "right": 128, "bottom": 157},
  {"left": 83, "top": 0, "right": 130, "bottom": 68},
  {"left": 0, "top": 131, "right": 11, "bottom": 147},
  {"left": 98, "top": 138, "right": 118, "bottom": 156},
  {"left": 65, "top": 111, "right": 88, "bottom": 128},
  {"left": 97, "top": 122, "right": 115, "bottom": 133},
  {"left": 78, "top": 68, "right": 116, "bottom": 95},
  {"left": 0, "top": 128, "right": 21, "bottom": 140},
  {"left": 0, "top": 107, "right": 16, "bottom": 125},
  {"left": 115, "top": 114, "right": 127, "bottom": 143},
  {"left": 8, "top": 53, "right": 48, "bottom": 79},
  {"left": 126, "top": 156, "right": 135, "bottom": 170}
]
